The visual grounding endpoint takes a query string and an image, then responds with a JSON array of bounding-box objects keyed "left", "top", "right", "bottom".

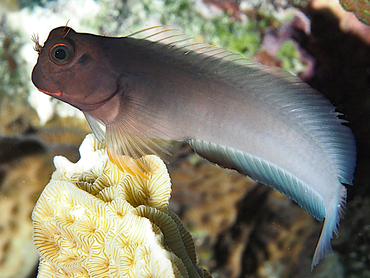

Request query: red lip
[{"left": 37, "top": 88, "right": 63, "bottom": 97}]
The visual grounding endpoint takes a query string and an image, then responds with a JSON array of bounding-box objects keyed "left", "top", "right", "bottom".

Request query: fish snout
[
  {"left": 31, "top": 64, "right": 62, "bottom": 97},
  {"left": 31, "top": 63, "right": 44, "bottom": 89}
]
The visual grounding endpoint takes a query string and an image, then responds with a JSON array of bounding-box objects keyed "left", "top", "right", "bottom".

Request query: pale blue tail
[
  {"left": 311, "top": 184, "right": 347, "bottom": 270},
  {"left": 188, "top": 139, "right": 350, "bottom": 269}
]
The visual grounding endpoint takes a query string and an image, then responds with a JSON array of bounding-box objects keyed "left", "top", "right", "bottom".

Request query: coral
[
  {"left": 0, "top": 96, "right": 39, "bottom": 135},
  {"left": 32, "top": 134, "right": 210, "bottom": 278},
  {"left": 0, "top": 136, "right": 54, "bottom": 278},
  {"left": 169, "top": 153, "right": 256, "bottom": 272},
  {"left": 340, "top": 0, "right": 370, "bottom": 25},
  {"left": 312, "top": 0, "right": 370, "bottom": 44},
  {"left": 37, "top": 116, "right": 90, "bottom": 146},
  {"left": 169, "top": 148, "right": 340, "bottom": 278}
]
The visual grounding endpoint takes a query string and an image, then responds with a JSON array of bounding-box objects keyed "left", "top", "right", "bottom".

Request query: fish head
[{"left": 31, "top": 27, "right": 120, "bottom": 113}]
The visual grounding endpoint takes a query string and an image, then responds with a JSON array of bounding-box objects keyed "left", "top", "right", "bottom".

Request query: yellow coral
[{"left": 32, "top": 134, "right": 210, "bottom": 278}]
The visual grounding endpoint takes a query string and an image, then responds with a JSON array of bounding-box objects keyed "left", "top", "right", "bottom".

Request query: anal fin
[{"left": 188, "top": 139, "right": 326, "bottom": 221}]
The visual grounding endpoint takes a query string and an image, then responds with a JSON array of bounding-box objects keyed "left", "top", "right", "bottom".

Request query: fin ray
[
  {"left": 189, "top": 139, "right": 348, "bottom": 268},
  {"left": 84, "top": 112, "right": 106, "bottom": 144},
  {"left": 84, "top": 109, "right": 172, "bottom": 179},
  {"left": 127, "top": 26, "right": 356, "bottom": 186},
  {"left": 311, "top": 184, "right": 347, "bottom": 270},
  {"left": 103, "top": 101, "right": 173, "bottom": 178},
  {"left": 189, "top": 139, "right": 326, "bottom": 220}
]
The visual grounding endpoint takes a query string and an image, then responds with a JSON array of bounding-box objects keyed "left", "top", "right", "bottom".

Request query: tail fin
[{"left": 311, "top": 185, "right": 347, "bottom": 270}]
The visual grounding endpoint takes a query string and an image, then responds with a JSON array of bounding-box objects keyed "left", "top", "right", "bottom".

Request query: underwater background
[{"left": 0, "top": 0, "right": 369, "bottom": 277}]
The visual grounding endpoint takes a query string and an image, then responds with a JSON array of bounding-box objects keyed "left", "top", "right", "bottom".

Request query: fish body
[{"left": 31, "top": 26, "right": 356, "bottom": 269}]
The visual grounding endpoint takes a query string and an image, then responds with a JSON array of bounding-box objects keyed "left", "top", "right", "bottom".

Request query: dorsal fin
[
  {"left": 125, "top": 26, "right": 356, "bottom": 185},
  {"left": 90, "top": 25, "right": 356, "bottom": 185},
  {"left": 127, "top": 25, "right": 250, "bottom": 65},
  {"left": 127, "top": 25, "right": 193, "bottom": 45}
]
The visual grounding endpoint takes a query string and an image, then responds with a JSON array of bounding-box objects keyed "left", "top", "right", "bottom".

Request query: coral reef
[
  {"left": 0, "top": 0, "right": 368, "bottom": 277},
  {"left": 0, "top": 128, "right": 89, "bottom": 278},
  {"left": 0, "top": 136, "right": 50, "bottom": 278},
  {"left": 340, "top": 0, "right": 370, "bottom": 25},
  {"left": 36, "top": 116, "right": 90, "bottom": 146},
  {"left": 312, "top": 0, "right": 370, "bottom": 44},
  {"left": 32, "top": 134, "right": 210, "bottom": 278},
  {"left": 0, "top": 96, "right": 39, "bottom": 135},
  {"left": 169, "top": 152, "right": 323, "bottom": 278},
  {"left": 0, "top": 94, "right": 91, "bottom": 278}
]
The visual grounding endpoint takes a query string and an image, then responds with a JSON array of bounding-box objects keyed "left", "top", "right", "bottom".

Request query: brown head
[{"left": 31, "top": 27, "right": 121, "bottom": 115}]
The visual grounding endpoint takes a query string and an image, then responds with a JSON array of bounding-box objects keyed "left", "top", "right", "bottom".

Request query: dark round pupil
[{"left": 54, "top": 48, "right": 67, "bottom": 60}]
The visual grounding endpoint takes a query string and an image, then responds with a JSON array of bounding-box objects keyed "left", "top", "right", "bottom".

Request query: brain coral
[{"left": 32, "top": 134, "right": 211, "bottom": 278}]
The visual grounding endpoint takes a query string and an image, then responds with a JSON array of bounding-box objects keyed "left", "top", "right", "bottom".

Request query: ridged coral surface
[{"left": 32, "top": 134, "right": 210, "bottom": 278}]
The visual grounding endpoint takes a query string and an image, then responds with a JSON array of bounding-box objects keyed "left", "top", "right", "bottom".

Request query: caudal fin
[{"left": 311, "top": 185, "right": 347, "bottom": 270}]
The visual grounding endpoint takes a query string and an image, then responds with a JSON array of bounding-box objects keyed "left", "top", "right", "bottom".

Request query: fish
[{"left": 31, "top": 26, "right": 356, "bottom": 269}]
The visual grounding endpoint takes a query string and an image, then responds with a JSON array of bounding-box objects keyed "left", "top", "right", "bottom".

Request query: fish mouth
[
  {"left": 31, "top": 62, "right": 121, "bottom": 112},
  {"left": 37, "top": 88, "right": 63, "bottom": 97},
  {"left": 32, "top": 64, "right": 64, "bottom": 98}
]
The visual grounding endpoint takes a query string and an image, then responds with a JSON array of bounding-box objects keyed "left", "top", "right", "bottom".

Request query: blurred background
[{"left": 0, "top": 0, "right": 369, "bottom": 277}]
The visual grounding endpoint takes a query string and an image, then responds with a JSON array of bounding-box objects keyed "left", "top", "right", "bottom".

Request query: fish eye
[{"left": 49, "top": 43, "right": 73, "bottom": 65}]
